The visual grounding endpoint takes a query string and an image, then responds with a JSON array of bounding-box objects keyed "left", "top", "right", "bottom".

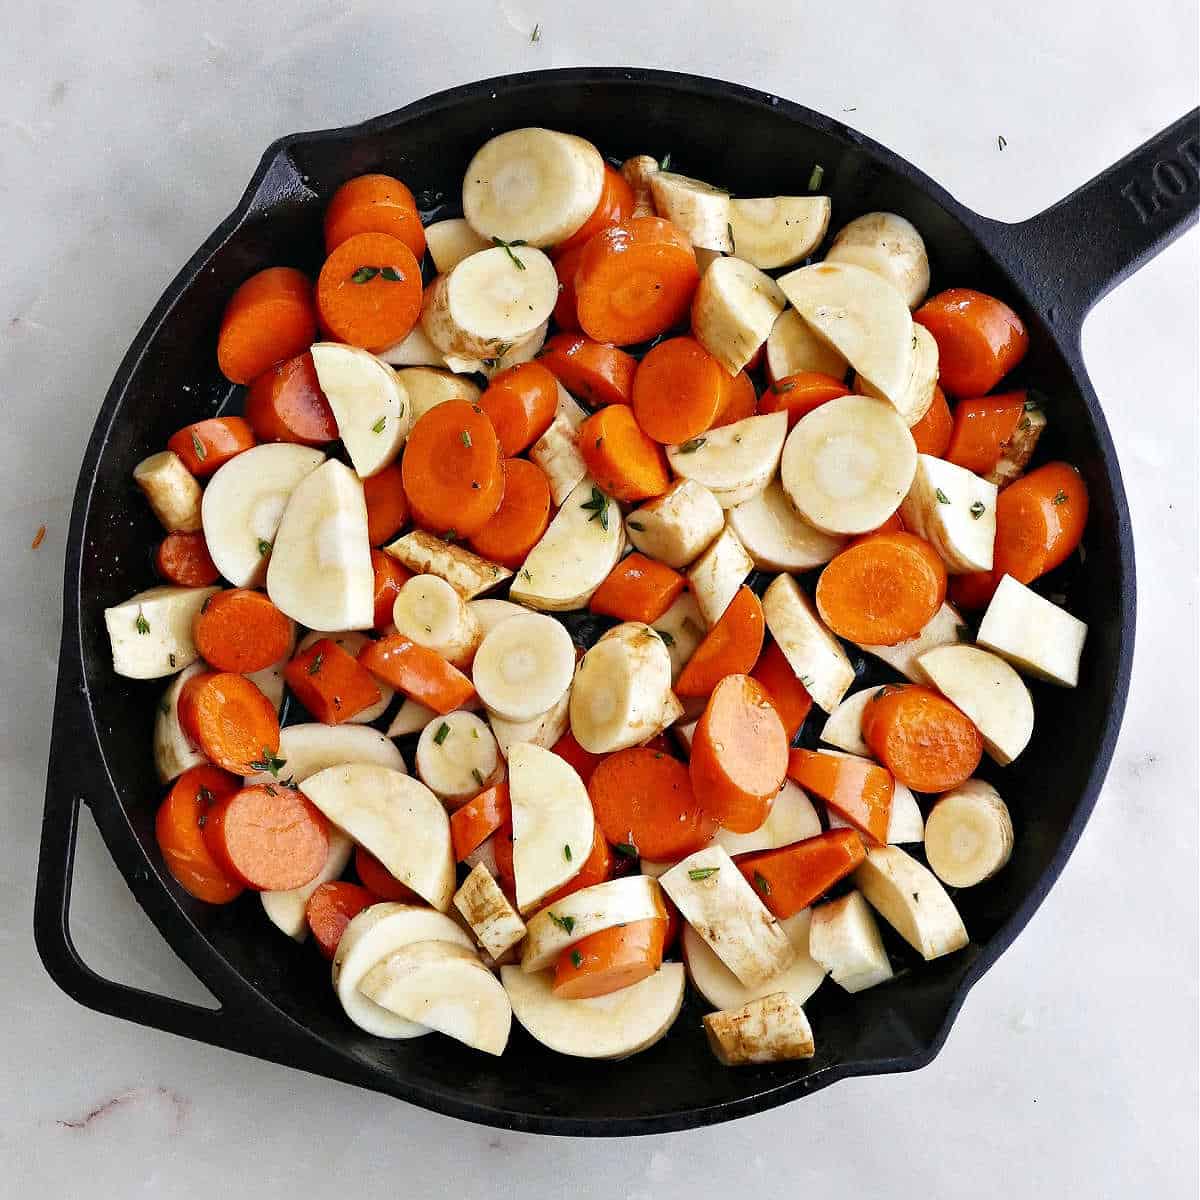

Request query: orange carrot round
[
  {"left": 450, "top": 782, "right": 511, "bottom": 862},
  {"left": 178, "top": 672, "right": 280, "bottom": 774},
  {"left": 914, "top": 288, "right": 1028, "bottom": 397},
  {"left": 284, "top": 638, "right": 382, "bottom": 724},
  {"left": 217, "top": 267, "right": 317, "bottom": 385},
  {"left": 588, "top": 553, "right": 686, "bottom": 624},
  {"left": 355, "top": 845, "right": 419, "bottom": 902},
  {"left": 323, "top": 173, "right": 426, "bottom": 261},
  {"left": 244, "top": 351, "right": 338, "bottom": 446},
  {"left": 555, "top": 164, "right": 636, "bottom": 253},
  {"left": 202, "top": 784, "right": 329, "bottom": 891},
  {"left": 370, "top": 548, "right": 412, "bottom": 630},
  {"left": 675, "top": 586, "right": 765, "bottom": 698},
  {"left": 467, "top": 457, "right": 552, "bottom": 568},
  {"left": 815, "top": 531, "right": 947, "bottom": 645},
  {"left": 757, "top": 372, "right": 848, "bottom": 428},
  {"left": 632, "top": 336, "right": 726, "bottom": 444},
  {"left": 787, "top": 749, "right": 894, "bottom": 845},
  {"left": 305, "top": 881, "right": 375, "bottom": 959},
  {"left": 910, "top": 384, "right": 953, "bottom": 457},
  {"left": 168, "top": 417, "right": 256, "bottom": 477},
  {"left": 357, "top": 634, "right": 476, "bottom": 713},
  {"left": 155, "top": 766, "right": 244, "bottom": 904},
  {"left": 538, "top": 333, "right": 638, "bottom": 408},
  {"left": 550, "top": 730, "right": 606, "bottom": 786},
  {"left": 945, "top": 391, "right": 1027, "bottom": 475},
  {"left": 193, "top": 588, "right": 293, "bottom": 673},
  {"left": 861, "top": 684, "right": 982, "bottom": 792},
  {"left": 553, "top": 917, "right": 667, "bottom": 999},
  {"left": 155, "top": 531, "right": 219, "bottom": 588},
  {"left": 577, "top": 404, "right": 671, "bottom": 503},
  {"left": 690, "top": 674, "right": 788, "bottom": 833},
  {"left": 734, "top": 830, "right": 865, "bottom": 919},
  {"left": 574, "top": 217, "right": 700, "bottom": 345},
  {"left": 363, "top": 462, "right": 410, "bottom": 546},
  {"left": 478, "top": 362, "right": 559, "bottom": 456},
  {"left": 316, "top": 232, "right": 422, "bottom": 351},
  {"left": 712, "top": 369, "right": 758, "bottom": 427},
  {"left": 551, "top": 244, "right": 584, "bottom": 332},
  {"left": 750, "top": 639, "right": 813, "bottom": 743}
]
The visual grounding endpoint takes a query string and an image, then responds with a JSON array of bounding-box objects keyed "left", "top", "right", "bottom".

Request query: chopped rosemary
[
  {"left": 969, "top": 500, "right": 986, "bottom": 519},
  {"left": 580, "top": 486, "right": 610, "bottom": 531},
  {"left": 530, "top": 22, "right": 540, "bottom": 42},
  {"left": 655, "top": 628, "right": 675, "bottom": 647},
  {"left": 753, "top": 870, "right": 771, "bottom": 895},
  {"left": 250, "top": 748, "right": 286, "bottom": 776},
  {"left": 492, "top": 237, "right": 527, "bottom": 270},
  {"left": 677, "top": 436, "right": 706, "bottom": 454},
  {"left": 935, "top": 488, "right": 950, "bottom": 504},
  {"left": 808, "top": 163, "right": 825, "bottom": 191},
  {"left": 351, "top": 266, "right": 379, "bottom": 284},
  {"left": 135, "top": 610, "right": 150, "bottom": 635},
  {"left": 472, "top": 768, "right": 485, "bottom": 787},
  {"left": 371, "top": 415, "right": 387, "bottom": 434},
  {"left": 563, "top": 844, "right": 572, "bottom": 861},
  {"left": 380, "top": 266, "right": 404, "bottom": 282},
  {"left": 1052, "top": 490, "right": 1068, "bottom": 505},
  {"left": 433, "top": 721, "right": 451, "bottom": 745},
  {"left": 190, "top": 431, "right": 206, "bottom": 462},
  {"left": 660, "top": 152, "right": 671, "bottom": 171},
  {"left": 773, "top": 379, "right": 797, "bottom": 393},
  {"left": 613, "top": 842, "right": 639, "bottom": 859},
  {"left": 257, "top": 539, "right": 272, "bottom": 556},
  {"left": 688, "top": 867, "right": 719, "bottom": 881},
  {"left": 548, "top": 911, "right": 575, "bottom": 933},
  {"left": 308, "top": 652, "right": 324, "bottom": 675},
  {"left": 460, "top": 430, "right": 473, "bottom": 448}
]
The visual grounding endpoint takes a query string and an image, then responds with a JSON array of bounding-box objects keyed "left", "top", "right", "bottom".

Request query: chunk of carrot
[
  {"left": 675, "top": 586, "right": 765, "bottom": 698},
  {"left": 945, "top": 391, "right": 1027, "bottom": 476},
  {"left": 217, "top": 267, "right": 317, "bottom": 385},
  {"left": 323, "top": 173, "right": 426, "bottom": 261},
  {"left": 193, "top": 588, "right": 294, "bottom": 673},
  {"left": 305, "top": 881, "right": 375, "bottom": 959},
  {"left": 551, "top": 244, "right": 584, "bottom": 332},
  {"left": 168, "top": 417, "right": 256, "bottom": 477},
  {"left": 757, "top": 371, "right": 849, "bottom": 428},
  {"left": 363, "top": 462, "right": 410, "bottom": 546},
  {"left": 589, "top": 553, "right": 686, "bottom": 624},
  {"left": 467, "top": 457, "right": 552, "bottom": 569},
  {"left": 787, "top": 748, "right": 894, "bottom": 845},
  {"left": 914, "top": 288, "right": 1028, "bottom": 397},
  {"left": 578, "top": 404, "right": 671, "bottom": 503},
  {"left": 555, "top": 164, "right": 636, "bottom": 254},
  {"left": 550, "top": 730, "right": 606, "bottom": 786},
  {"left": 355, "top": 845, "right": 419, "bottom": 902},
  {"left": 284, "top": 638, "right": 382, "bottom": 725},
  {"left": 370, "top": 548, "right": 412, "bottom": 631},
  {"left": 712, "top": 369, "right": 758, "bottom": 428},
  {"left": 538, "top": 333, "right": 638, "bottom": 408},
  {"left": 450, "top": 782, "right": 512, "bottom": 862},
  {"left": 155, "top": 531, "right": 219, "bottom": 588},
  {"left": 552, "top": 917, "right": 667, "bottom": 999},
  {"left": 316, "top": 232, "right": 422, "bottom": 352},
  {"left": 734, "top": 829, "right": 866, "bottom": 918},
  {"left": 478, "top": 362, "right": 559, "bottom": 456},
  {"left": 860, "top": 684, "right": 982, "bottom": 792},
  {"left": 244, "top": 351, "right": 338, "bottom": 446},
  {"left": 750, "top": 639, "right": 813, "bottom": 742},
  {"left": 632, "top": 336, "right": 725, "bottom": 444},
  {"left": 155, "top": 765, "right": 244, "bottom": 904},
  {"left": 357, "top": 634, "right": 476, "bottom": 713},
  {"left": 178, "top": 672, "right": 280, "bottom": 775},
  {"left": 909, "top": 384, "right": 953, "bottom": 457}
]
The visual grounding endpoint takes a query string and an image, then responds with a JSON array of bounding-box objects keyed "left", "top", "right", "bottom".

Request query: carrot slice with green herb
[
  {"left": 284, "top": 638, "right": 382, "bottom": 725},
  {"left": 178, "top": 672, "right": 280, "bottom": 775},
  {"left": 316, "top": 232, "right": 422, "bottom": 352},
  {"left": 734, "top": 830, "right": 865, "bottom": 918},
  {"left": 155, "top": 765, "right": 244, "bottom": 904},
  {"left": 945, "top": 391, "right": 1028, "bottom": 476},
  {"left": 578, "top": 404, "right": 671, "bottom": 503},
  {"left": 589, "top": 553, "right": 686, "bottom": 623},
  {"left": 357, "top": 634, "right": 476, "bottom": 713},
  {"left": 217, "top": 267, "right": 317, "bottom": 385},
  {"left": 168, "top": 417, "right": 256, "bottom": 477},
  {"left": 757, "top": 371, "right": 848, "bottom": 428},
  {"left": 786, "top": 749, "right": 894, "bottom": 844},
  {"left": 675, "top": 586, "right": 765, "bottom": 698},
  {"left": 552, "top": 917, "right": 667, "bottom": 999}
]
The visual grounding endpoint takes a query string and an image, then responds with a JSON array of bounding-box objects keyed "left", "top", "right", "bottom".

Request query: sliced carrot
[
  {"left": 556, "top": 164, "right": 637, "bottom": 254},
  {"left": 538, "top": 333, "right": 638, "bottom": 407},
  {"left": 588, "top": 748, "right": 717, "bottom": 862},
  {"left": 316, "top": 232, "right": 422, "bottom": 352},
  {"left": 358, "top": 634, "right": 476, "bottom": 713},
  {"left": 945, "top": 391, "right": 1027, "bottom": 476},
  {"left": 910, "top": 384, "right": 953, "bottom": 457},
  {"left": 155, "top": 531, "right": 219, "bottom": 587},
  {"left": 193, "top": 588, "right": 294, "bottom": 673},
  {"left": 155, "top": 766, "right": 244, "bottom": 904},
  {"left": 284, "top": 638, "right": 382, "bottom": 725},
  {"left": 450, "top": 782, "right": 511, "bottom": 862},
  {"left": 631, "top": 336, "right": 725, "bottom": 444},
  {"left": 401, "top": 399, "right": 505, "bottom": 537},
  {"left": 541, "top": 822, "right": 615, "bottom": 906},
  {"left": 757, "top": 371, "right": 848, "bottom": 428},
  {"left": 244, "top": 351, "right": 338, "bottom": 446},
  {"left": 675, "top": 586, "right": 765, "bottom": 698},
  {"left": 589, "top": 553, "right": 686, "bottom": 623},
  {"left": 305, "top": 881, "right": 375, "bottom": 960},
  {"left": 914, "top": 288, "right": 1029, "bottom": 397},
  {"left": 478, "top": 362, "right": 559, "bottom": 455},
  {"left": 551, "top": 243, "right": 585, "bottom": 332},
  {"left": 178, "top": 671, "right": 280, "bottom": 774},
  {"left": 371, "top": 548, "right": 412, "bottom": 630},
  {"left": 815, "top": 531, "right": 947, "bottom": 646},
  {"left": 750, "top": 639, "right": 813, "bottom": 742},
  {"left": 323, "top": 173, "right": 426, "bottom": 261},
  {"left": 861, "top": 684, "right": 983, "bottom": 793},
  {"left": 168, "top": 417, "right": 256, "bottom": 477},
  {"left": 550, "top": 730, "right": 606, "bottom": 786},
  {"left": 734, "top": 830, "right": 866, "bottom": 919},
  {"left": 491, "top": 821, "right": 517, "bottom": 898},
  {"left": 363, "top": 462, "right": 410, "bottom": 545},
  {"left": 355, "top": 845, "right": 419, "bottom": 902},
  {"left": 574, "top": 217, "right": 700, "bottom": 345},
  {"left": 467, "top": 457, "right": 552, "bottom": 569},
  {"left": 202, "top": 784, "right": 329, "bottom": 891},
  {"left": 787, "top": 749, "right": 894, "bottom": 845},
  {"left": 217, "top": 267, "right": 317, "bottom": 385},
  {"left": 578, "top": 404, "right": 671, "bottom": 503},
  {"left": 552, "top": 917, "right": 666, "bottom": 999},
  {"left": 690, "top": 674, "right": 788, "bottom": 833},
  {"left": 712, "top": 369, "right": 757, "bottom": 428}
]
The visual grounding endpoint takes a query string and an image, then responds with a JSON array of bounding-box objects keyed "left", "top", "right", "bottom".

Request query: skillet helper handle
[{"left": 993, "top": 110, "right": 1198, "bottom": 328}]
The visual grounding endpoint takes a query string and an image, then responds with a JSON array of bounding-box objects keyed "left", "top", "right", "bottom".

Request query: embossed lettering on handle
[{"left": 1120, "top": 134, "right": 1200, "bottom": 224}]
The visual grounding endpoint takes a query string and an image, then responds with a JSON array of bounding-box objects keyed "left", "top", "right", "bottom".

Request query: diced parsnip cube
[
  {"left": 425, "top": 218, "right": 492, "bottom": 274},
  {"left": 133, "top": 450, "right": 203, "bottom": 533},
  {"left": 625, "top": 479, "right": 725, "bottom": 569},
  {"left": 976, "top": 574, "right": 1087, "bottom": 687},
  {"left": 692, "top": 256, "right": 786, "bottom": 375},
  {"left": 761, "top": 574, "right": 854, "bottom": 713},
  {"left": 809, "top": 890, "right": 894, "bottom": 993},
  {"left": 104, "top": 585, "right": 218, "bottom": 680},
  {"left": 704, "top": 992, "right": 815, "bottom": 1065},
  {"left": 454, "top": 863, "right": 527, "bottom": 959}
]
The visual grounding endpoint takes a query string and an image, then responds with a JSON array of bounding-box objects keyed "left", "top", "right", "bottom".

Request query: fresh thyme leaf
[
  {"left": 563, "top": 844, "right": 572, "bottom": 861},
  {"left": 521, "top": 569, "right": 532, "bottom": 581},
  {"left": 935, "top": 488, "right": 950, "bottom": 504},
  {"left": 351, "top": 266, "right": 379, "bottom": 284},
  {"left": 530, "top": 22, "right": 540, "bottom": 41},
  {"left": 753, "top": 870, "right": 771, "bottom": 895},
  {"left": 379, "top": 266, "right": 404, "bottom": 282},
  {"left": 443, "top": 528, "right": 458, "bottom": 543},
  {"left": 472, "top": 768, "right": 485, "bottom": 787},
  {"left": 197, "top": 786, "right": 214, "bottom": 806},
  {"left": 678, "top": 436, "right": 706, "bottom": 454},
  {"left": 249, "top": 748, "right": 286, "bottom": 776},
  {"left": 688, "top": 867, "right": 719, "bottom": 881},
  {"left": 548, "top": 911, "right": 576, "bottom": 933},
  {"left": 308, "top": 652, "right": 324, "bottom": 675},
  {"left": 727, "top": 221, "right": 735, "bottom": 252},
  {"left": 660, "top": 152, "right": 671, "bottom": 171},
  {"left": 460, "top": 430, "right": 472, "bottom": 448},
  {"left": 433, "top": 722, "right": 451, "bottom": 745},
  {"left": 135, "top": 610, "right": 150, "bottom": 635},
  {"left": 492, "top": 237, "right": 527, "bottom": 270},
  {"left": 613, "top": 842, "right": 639, "bottom": 859},
  {"left": 997, "top": 134, "right": 1007, "bottom": 151},
  {"left": 371, "top": 415, "right": 386, "bottom": 433},
  {"left": 808, "top": 163, "right": 825, "bottom": 191},
  {"left": 570, "top": 949, "right": 582, "bottom": 968},
  {"left": 970, "top": 500, "right": 986, "bottom": 519},
  {"left": 190, "top": 431, "right": 206, "bottom": 462},
  {"left": 1052, "top": 490, "right": 1068, "bottom": 505},
  {"left": 257, "top": 538, "right": 272, "bottom": 556},
  {"left": 655, "top": 628, "right": 675, "bottom": 647}
]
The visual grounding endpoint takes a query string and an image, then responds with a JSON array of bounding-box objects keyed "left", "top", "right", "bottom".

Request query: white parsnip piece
[
  {"left": 825, "top": 211, "right": 931, "bottom": 308},
  {"left": 384, "top": 530, "right": 511, "bottom": 599},
  {"left": 454, "top": 864, "right": 528, "bottom": 959},
  {"left": 391, "top": 368, "right": 480, "bottom": 422},
  {"left": 977, "top": 574, "right": 1087, "bottom": 687},
  {"left": 761, "top": 574, "right": 854, "bottom": 713},
  {"left": 854, "top": 845, "right": 968, "bottom": 961},
  {"left": 692, "top": 256, "right": 786, "bottom": 375},
  {"left": 650, "top": 170, "right": 732, "bottom": 250},
  {"left": 729, "top": 195, "right": 831, "bottom": 270},
  {"left": 809, "top": 891, "right": 894, "bottom": 992},
  {"left": 924, "top": 779, "right": 1013, "bottom": 887},
  {"left": 424, "top": 217, "right": 491, "bottom": 274},
  {"left": 104, "top": 585, "right": 217, "bottom": 680},
  {"left": 900, "top": 454, "right": 997, "bottom": 574},
  {"left": 134, "top": 450, "right": 203, "bottom": 533},
  {"left": 687, "top": 524, "right": 753, "bottom": 628},
  {"left": 704, "top": 992, "right": 815, "bottom": 1065},
  {"left": 668, "top": 411, "right": 788, "bottom": 510},
  {"left": 766, "top": 308, "right": 847, "bottom": 382},
  {"left": 857, "top": 602, "right": 966, "bottom": 683},
  {"left": 625, "top": 479, "right": 725, "bottom": 569}
]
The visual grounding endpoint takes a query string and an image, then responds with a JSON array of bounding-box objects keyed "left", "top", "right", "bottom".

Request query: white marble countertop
[{"left": 2, "top": 3, "right": 1196, "bottom": 1196}]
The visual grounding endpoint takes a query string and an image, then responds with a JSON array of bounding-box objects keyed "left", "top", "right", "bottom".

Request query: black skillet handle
[{"left": 985, "top": 110, "right": 1198, "bottom": 330}]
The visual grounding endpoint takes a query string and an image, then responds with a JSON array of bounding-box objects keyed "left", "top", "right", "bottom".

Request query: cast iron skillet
[{"left": 35, "top": 70, "right": 1198, "bottom": 1135}]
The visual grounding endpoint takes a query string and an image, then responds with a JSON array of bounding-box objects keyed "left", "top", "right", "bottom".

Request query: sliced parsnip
[
  {"left": 900, "top": 454, "right": 997, "bottom": 573},
  {"left": 384, "top": 530, "right": 511, "bottom": 599},
  {"left": 858, "top": 601, "right": 965, "bottom": 682},
  {"left": 692, "top": 256, "right": 786, "bottom": 375},
  {"left": 266, "top": 459, "right": 374, "bottom": 631},
  {"left": 201, "top": 443, "right": 325, "bottom": 587},
  {"left": 454, "top": 863, "right": 528, "bottom": 958},
  {"left": 105, "top": 585, "right": 217, "bottom": 680},
  {"left": 244, "top": 722, "right": 406, "bottom": 786},
  {"left": 502, "top": 962, "right": 685, "bottom": 1059},
  {"left": 392, "top": 573, "right": 481, "bottom": 668},
  {"left": 425, "top": 217, "right": 492, "bottom": 274},
  {"left": 857, "top": 323, "right": 938, "bottom": 427},
  {"left": 687, "top": 524, "right": 753, "bottom": 628},
  {"left": 854, "top": 845, "right": 968, "bottom": 960},
  {"left": 133, "top": 450, "right": 202, "bottom": 533},
  {"left": 714, "top": 781, "right": 822, "bottom": 856},
  {"left": 154, "top": 662, "right": 207, "bottom": 781},
  {"left": 977, "top": 574, "right": 1087, "bottom": 687},
  {"left": 300, "top": 765, "right": 454, "bottom": 911},
  {"left": 761, "top": 574, "right": 854, "bottom": 713},
  {"left": 509, "top": 476, "right": 624, "bottom": 611},
  {"left": 378, "top": 323, "right": 448, "bottom": 368},
  {"left": 621, "top": 154, "right": 660, "bottom": 218},
  {"left": 989, "top": 405, "right": 1047, "bottom": 487},
  {"left": 625, "top": 479, "right": 724, "bottom": 569},
  {"left": 650, "top": 170, "right": 732, "bottom": 251},
  {"left": 508, "top": 742, "right": 593, "bottom": 912},
  {"left": 391, "top": 367, "right": 480, "bottom": 423},
  {"left": 825, "top": 211, "right": 931, "bottom": 308},
  {"left": 729, "top": 477, "right": 845, "bottom": 573},
  {"left": 729, "top": 195, "right": 831, "bottom": 270},
  {"left": 667, "top": 411, "right": 788, "bottom": 509},
  {"left": 651, "top": 591, "right": 707, "bottom": 683},
  {"left": 918, "top": 644, "right": 1034, "bottom": 765},
  {"left": 415, "top": 710, "right": 502, "bottom": 803},
  {"left": 820, "top": 686, "right": 883, "bottom": 756},
  {"left": 472, "top": 612, "right": 575, "bottom": 721},
  {"left": 780, "top": 394, "right": 917, "bottom": 536},
  {"left": 704, "top": 992, "right": 815, "bottom": 1065},
  {"left": 260, "top": 829, "right": 354, "bottom": 942},
  {"left": 468, "top": 598, "right": 527, "bottom": 636},
  {"left": 765, "top": 307, "right": 848, "bottom": 382},
  {"left": 925, "top": 779, "right": 1013, "bottom": 887},
  {"left": 488, "top": 686, "right": 571, "bottom": 759},
  {"left": 660, "top": 846, "right": 795, "bottom": 989},
  {"left": 386, "top": 698, "right": 440, "bottom": 738},
  {"left": 521, "top": 875, "right": 665, "bottom": 972},
  {"left": 309, "top": 343, "right": 410, "bottom": 478},
  {"left": 530, "top": 413, "right": 587, "bottom": 505},
  {"left": 295, "top": 630, "right": 391, "bottom": 723},
  {"left": 808, "top": 890, "right": 894, "bottom": 992}
]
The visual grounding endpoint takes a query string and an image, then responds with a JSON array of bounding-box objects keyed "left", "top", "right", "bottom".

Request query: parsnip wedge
[
  {"left": 360, "top": 941, "right": 511, "bottom": 1056},
  {"left": 925, "top": 779, "right": 1013, "bottom": 887},
  {"left": 667, "top": 411, "right": 787, "bottom": 510},
  {"left": 266, "top": 459, "right": 374, "bottom": 631},
  {"left": 660, "top": 846, "right": 795, "bottom": 989},
  {"left": 651, "top": 591, "right": 707, "bottom": 683},
  {"left": 391, "top": 367, "right": 480, "bottom": 423},
  {"left": 761, "top": 574, "right": 854, "bottom": 713},
  {"left": 900, "top": 454, "right": 997, "bottom": 573},
  {"left": 300, "top": 765, "right": 454, "bottom": 911},
  {"left": 704, "top": 992, "right": 815, "bottom": 1065},
  {"left": 692, "top": 256, "right": 786, "bottom": 375},
  {"left": 729, "top": 477, "right": 845, "bottom": 572},
  {"left": 201, "top": 443, "right": 325, "bottom": 588},
  {"left": 295, "top": 630, "right": 391, "bottom": 723},
  {"left": 468, "top": 598, "right": 527, "bottom": 636},
  {"left": 392, "top": 573, "right": 481, "bottom": 668},
  {"left": 650, "top": 170, "right": 732, "bottom": 251},
  {"left": 472, "top": 611, "right": 575, "bottom": 721},
  {"left": 808, "top": 890, "right": 894, "bottom": 992},
  {"left": 154, "top": 662, "right": 207, "bottom": 781},
  {"left": 620, "top": 154, "right": 660, "bottom": 217},
  {"left": 488, "top": 687, "right": 571, "bottom": 759},
  {"left": 415, "top": 711, "right": 502, "bottom": 804},
  {"left": 819, "top": 686, "right": 883, "bottom": 756},
  {"left": 918, "top": 644, "right": 1034, "bottom": 765},
  {"left": 386, "top": 698, "right": 440, "bottom": 739},
  {"left": 530, "top": 413, "right": 587, "bottom": 505},
  {"left": 714, "top": 781, "right": 822, "bottom": 856},
  {"left": 378, "top": 324, "right": 448, "bottom": 368},
  {"left": 502, "top": 962, "right": 685, "bottom": 1059},
  {"left": 854, "top": 845, "right": 968, "bottom": 960},
  {"left": 245, "top": 722, "right": 405, "bottom": 787},
  {"left": 825, "top": 211, "right": 931, "bottom": 308},
  {"left": 857, "top": 323, "right": 939, "bottom": 427},
  {"left": 687, "top": 524, "right": 753, "bottom": 627},
  {"left": 509, "top": 476, "right": 624, "bottom": 611},
  {"left": 765, "top": 308, "right": 847, "bottom": 382},
  {"left": 857, "top": 601, "right": 965, "bottom": 683},
  {"left": 625, "top": 479, "right": 724, "bottom": 569},
  {"left": 105, "top": 585, "right": 217, "bottom": 680},
  {"left": 424, "top": 217, "right": 492, "bottom": 274},
  {"left": 977, "top": 574, "right": 1087, "bottom": 687},
  {"left": 134, "top": 450, "right": 203, "bottom": 533},
  {"left": 384, "top": 529, "right": 511, "bottom": 599},
  {"left": 508, "top": 742, "right": 592, "bottom": 912},
  {"left": 454, "top": 863, "right": 528, "bottom": 959},
  {"left": 729, "top": 195, "right": 831, "bottom": 270},
  {"left": 309, "top": 343, "right": 410, "bottom": 478},
  {"left": 260, "top": 829, "right": 354, "bottom": 942}
]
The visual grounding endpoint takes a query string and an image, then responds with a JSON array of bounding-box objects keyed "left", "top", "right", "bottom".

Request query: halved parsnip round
[
  {"left": 976, "top": 574, "right": 1088, "bottom": 688},
  {"left": 502, "top": 962, "right": 685, "bottom": 1059},
  {"left": 780, "top": 394, "right": 917, "bottom": 536},
  {"left": 415, "top": 710, "right": 502, "bottom": 804},
  {"left": 471, "top": 611, "right": 575, "bottom": 722},
  {"left": 924, "top": 779, "right": 1013, "bottom": 887},
  {"left": 467, "top": 598, "right": 526, "bottom": 636},
  {"left": 854, "top": 845, "right": 968, "bottom": 961},
  {"left": 424, "top": 217, "right": 492, "bottom": 274},
  {"left": 378, "top": 323, "right": 448, "bottom": 368},
  {"left": 260, "top": 828, "right": 354, "bottom": 942},
  {"left": 296, "top": 630, "right": 393, "bottom": 723},
  {"left": 244, "top": 722, "right": 405, "bottom": 786},
  {"left": 309, "top": 343, "right": 410, "bottom": 478},
  {"left": 488, "top": 686, "right": 571, "bottom": 759},
  {"left": 333, "top": 903, "right": 474, "bottom": 1038},
  {"left": 104, "top": 585, "right": 218, "bottom": 680},
  {"left": 714, "top": 781, "right": 822, "bottom": 856},
  {"left": 819, "top": 686, "right": 884, "bottom": 757},
  {"left": 729, "top": 195, "right": 831, "bottom": 270},
  {"left": 729, "top": 477, "right": 846, "bottom": 572},
  {"left": 667, "top": 410, "right": 788, "bottom": 510},
  {"left": 391, "top": 368, "right": 481, "bottom": 424},
  {"left": 825, "top": 211, "right": 931, "bottom": 308},
  {"left": 201, "top": 444, "right": 325, "bottom": 588},
  {"left": 687, "top": 523, "right": 753, "bottom": 628},
  {"left": 625, "top": 479, "right": 725, "bottom": 569},
  {"left": 761, "top": 573, "right": 855, "bottom": 714},
  {"left": 809, "top": 890, "right": 894, "bottom": 993},
  {"left": 154, "top": 662, "right": 207, "bottom": 781},
  {"left": 856, "top": 323, "right": 938, "bottom": 427},
  {"left": 463, "top": 128, "right": 605, "bottom": 247},
  {"left": 765, "top": 308, "right": 847, "bottom": 382},
  {"left": 620, "top": 154, "right": 660, "bottom": 217},
  {"left": 900, "top": 454, "right": 997, "bottom": 574},
  {"left": 692, "top": 256, "right": 786, "bottom": 375},
  {"left": 392, "top": 573, "right": 481, "bottom": 668},
  {"left": 649, "top": 171, "right": 732, "bottom": 251}
]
